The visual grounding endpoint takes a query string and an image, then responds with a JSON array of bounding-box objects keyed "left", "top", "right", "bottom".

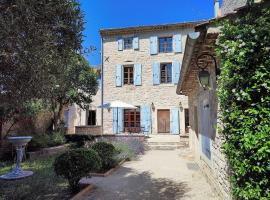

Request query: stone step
[
  {"left": 146, "top": 142, "right": 182, "bottom": 145},
  {"left": 146, "top": 145, "right": 187, "bottom": 150}
]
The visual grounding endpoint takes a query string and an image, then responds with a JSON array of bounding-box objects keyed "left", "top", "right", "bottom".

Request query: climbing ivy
[{"left": 216, "top": 4, "right": 270, "bottom": 200}]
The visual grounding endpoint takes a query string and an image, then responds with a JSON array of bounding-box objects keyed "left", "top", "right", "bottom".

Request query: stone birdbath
[{"left": 0, "top": 136, "right": 33, "bottom": 180}]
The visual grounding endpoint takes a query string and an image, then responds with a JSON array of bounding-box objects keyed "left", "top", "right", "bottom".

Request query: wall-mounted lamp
[
  {"left": 179, "top": 101, "right": 183, "bottom": 110},
  {"left": 151, "top": 102, "right": 155, "bottom": 111},
  {"left": 196, "top": 53, "right": 220, "bottom": 89}
]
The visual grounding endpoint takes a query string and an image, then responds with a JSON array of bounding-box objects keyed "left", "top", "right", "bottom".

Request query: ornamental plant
[
  {"left": 92, "top": 142, "right": 117, "bottom": 171},
  {"left": 54, "top": 148, "right": 101, "bottom": 193},
  {"left": 216, "top": 4, "right": 270, "bottom": 200}
]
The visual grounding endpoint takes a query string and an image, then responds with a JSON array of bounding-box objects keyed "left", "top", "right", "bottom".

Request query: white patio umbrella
[{"left": 98, "top": 100, "right": 137, "bottom": 134}]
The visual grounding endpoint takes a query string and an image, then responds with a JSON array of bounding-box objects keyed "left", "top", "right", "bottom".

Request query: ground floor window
[
  {"left": 185, "top": 109, "right": 189, "bottom": 133},
  {"left": 88, "top": 110, "right": 96, "bottom": 125},
  {"left": 124, "top": 107, "right": 140, "bottom": 132}
]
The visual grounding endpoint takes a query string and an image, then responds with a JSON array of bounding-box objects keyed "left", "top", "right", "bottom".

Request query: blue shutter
[
  {"left": 152, "top": 62, "right": 160, "bottom": 85},
  {"left": 150, "top": 36, "right": 158, "bottom": 55},
  {"left": 118, "top": 36, "right": 123, "bottom": 51},
  {"left": 170, "top": 108, "right": 179, "bottom": 134},
  {"left": 113, "top": 108, "right": 123, "bottom": 134},
  {"left": 65, "top": 110, "right": 69, "bottom": 128},
  {"left": 141, "top": 105, "right": 151, "bottom": 134},
  {"left": 118, "top": 108, "right": 123, "bottom": 133},
  {"left": 173, "top": 61, "right": 181, "bottom": 84},
  {"left": 115, "top": 64, "right": 122, "bottom": 87},
  {"left": 173, "top": 34, "right": 182, "bottom": 53},
  {"left": 133, "top": 36, "right": 139, "bottom": 50},
  {"left": 113, "top": 108, "right": 117, "bottom": 134},
  {"left": 134, "top": 64, "right": 142, "bottom": 86}
]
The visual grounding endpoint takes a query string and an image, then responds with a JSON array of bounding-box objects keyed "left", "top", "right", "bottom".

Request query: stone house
[
  {"left": 66, "top": 67, "right": 102, "bottom": 135},
  {"left": 98, "top": 22, "right": 202, "bottom": 135},
  {"left": 176, "top": 0, "right": 265, "bottom": 199}
]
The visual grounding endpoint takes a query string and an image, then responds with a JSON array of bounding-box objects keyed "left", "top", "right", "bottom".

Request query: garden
[{"left": 0, "top": 137, "right": 144, "bottom": 200}]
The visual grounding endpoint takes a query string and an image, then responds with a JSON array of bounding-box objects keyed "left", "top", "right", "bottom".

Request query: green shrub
[
  {"left": 54, "top": 148, "right": 101, "bottom": 193},
  {"left": 65, "top": 134, "right": 94, "bottom": 148},
  {"left": 50, "top": 131, "right": 66, "bottom": 146},
  {"left": 27, "top": 132, "right": 66, "bottom": 151},
  {"left": 28, "top": 134, "right": 50, "bottom": 151},
  {"left": 92, "top": 142, "right": 116, "bottom": 171},
  {"left": 216, "top": 5, "right": 270, "bottom": 199}
]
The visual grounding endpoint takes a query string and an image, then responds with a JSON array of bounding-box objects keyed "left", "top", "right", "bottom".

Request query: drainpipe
[
  {"left": 101, "top": 36, "right": 104, "bottom": 135},
  {"left": 214, "top": 0, "right": 220, "bottom": 18}
]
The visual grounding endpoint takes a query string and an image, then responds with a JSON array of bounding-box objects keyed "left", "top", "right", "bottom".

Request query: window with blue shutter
[
  {"left": 150, "top": 36, "right": 158, "bottom": 55},
  {"left": 172, "top": 61, "right": 181, "bottom": 84},
  {"left": 134, "top": 64, "right": 142, "bottom": 86},
  {"left": 141, "top": 105, "right": 151, "bottom": 134},
  {"left": 113, "top": 108, "right": 123, "bottom": 134},
  {"left": 133, "top": 36, "right": 139, "bottom": 50},
  {"left": 118, "top": 36, "right": 123, "bottom": 51},
  {"left": 170, "top": 108, "right": 180, "bottom": 134},
  {"left": 152, "top": 62, "right": 160, "bottom": 85},
  {"left": 115, "top": 64, "right": 122, "bottom": 87},
  {"left": 173, "top": 34, "right": 182, "bottom": 53}
]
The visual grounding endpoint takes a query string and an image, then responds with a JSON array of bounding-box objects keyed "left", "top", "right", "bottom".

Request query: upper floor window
[
  {"left": 124, "top": 37, "right": 133, "bottom": 49},
  {"left": 159, "top": 37, "right": 173, "bottom": 53},
  {"left": 123, "top": 65, "right": 134, "bottom": 85},
  {"left": 160, "top": 63, "right": 172, "bottom": 83}
]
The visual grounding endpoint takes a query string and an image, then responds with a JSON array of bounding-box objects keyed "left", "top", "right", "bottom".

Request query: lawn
[{"left": 0, "top": 156, "right": 70, "bottom": 200}]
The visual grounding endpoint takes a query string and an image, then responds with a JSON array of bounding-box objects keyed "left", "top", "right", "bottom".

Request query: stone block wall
[
  {"left": 102, "top": 27, "right": 195, "bottom": 134},
  {"left": 75, "top": 126, "right": 102, "bottom": 135},
  {"left": 187, "top": 60, "right": 231, "bottom": 199}
]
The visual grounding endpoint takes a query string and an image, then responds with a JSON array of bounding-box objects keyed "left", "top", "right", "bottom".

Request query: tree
[
  {"left": 0, "top": 0, "right": 84, "bottom": 135},
  {"left": 48, "top": 53, "right": 98, "bottom": 130}
]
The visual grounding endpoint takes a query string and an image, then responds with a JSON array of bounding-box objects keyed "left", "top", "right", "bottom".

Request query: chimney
[{"left": 214, "top": 0, "right": 220, "bottom": 18}]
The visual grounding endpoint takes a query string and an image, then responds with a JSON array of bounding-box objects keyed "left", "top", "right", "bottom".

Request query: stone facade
[
  {"left": 101, "top": 23, "right": 197, "bottom": 135},
  {"left": 67, "top": 80, "right": 102, "bottom": 134},
  {"left": 177, "top": 30, "right": 231, "bottom": 199}
]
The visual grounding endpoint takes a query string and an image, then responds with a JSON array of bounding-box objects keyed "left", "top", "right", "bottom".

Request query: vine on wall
[{"left": 216, "top": 4, "right": 270, "bottom": 200}]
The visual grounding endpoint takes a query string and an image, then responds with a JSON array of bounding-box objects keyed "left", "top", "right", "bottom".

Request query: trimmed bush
[
  {"left": 92, "top": 142, "right": 116, "bottom": 171},
  {"left": 54, "top": 148, "right": 101, "bottom": 192}
]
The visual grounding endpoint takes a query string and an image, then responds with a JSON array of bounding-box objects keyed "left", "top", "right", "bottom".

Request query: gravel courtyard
[{"left": 81, "top": 135, "right": 218, "bottom": 200}]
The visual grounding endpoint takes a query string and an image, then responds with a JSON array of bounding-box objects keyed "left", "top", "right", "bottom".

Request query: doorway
[
  {"left": 88, "top": 110, "right": 96, "bottom": 126},
  {"left": 157, "top": 110, "right": 170, "bottom": 133}
]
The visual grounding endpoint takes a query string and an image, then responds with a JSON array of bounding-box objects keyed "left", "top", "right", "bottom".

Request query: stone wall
[
  {"left": 187, "top": 58, "right": 231, "bottom": 199},
  {"left": 102, "top": 27, "right": 195, "bottom": 134},
  {"left": 67, "top": 84, "right": 102, "bottom": 134},
  {"left": 75, "top": 126, "right": 102, "bottom": 135}
]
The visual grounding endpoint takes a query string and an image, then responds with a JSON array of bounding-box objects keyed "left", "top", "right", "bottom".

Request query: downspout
[{"left": 101, "top": 36, "right": 104, "bottom": 135}]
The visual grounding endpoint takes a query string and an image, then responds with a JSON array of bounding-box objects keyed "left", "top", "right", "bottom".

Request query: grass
[{"left": 0, "top": 156, "right": 70, "bottom": 200}]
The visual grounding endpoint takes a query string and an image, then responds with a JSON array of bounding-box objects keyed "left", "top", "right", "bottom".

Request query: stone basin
[{"left": 7, "top": 136, "right": 32, "bottom": 146}]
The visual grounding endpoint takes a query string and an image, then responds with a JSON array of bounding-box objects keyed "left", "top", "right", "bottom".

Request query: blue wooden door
[{"left": 141, "top": 105, "right": 151, "bottom": 134}]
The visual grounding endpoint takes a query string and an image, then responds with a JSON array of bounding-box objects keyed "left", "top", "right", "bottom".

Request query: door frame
[{"left": 157, "top": 109, "right": 170, "bottom": 134}]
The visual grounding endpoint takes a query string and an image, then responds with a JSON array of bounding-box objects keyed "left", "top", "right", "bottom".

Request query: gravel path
[{"left": 81, "top": 136, "right": 218, "bottom": 200}]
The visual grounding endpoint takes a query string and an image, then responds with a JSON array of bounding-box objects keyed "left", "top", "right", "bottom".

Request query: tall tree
[
  {"left": 49, "top": 53, "right": 98, "bottom": 130},
  {"left": 0, "top": 0, "right": 84, "bottom": 136}
]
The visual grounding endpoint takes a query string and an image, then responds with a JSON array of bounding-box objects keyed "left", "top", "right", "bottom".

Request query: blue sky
[{"left": 79, "top": 0, "right": 217, "bottom": 66}]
